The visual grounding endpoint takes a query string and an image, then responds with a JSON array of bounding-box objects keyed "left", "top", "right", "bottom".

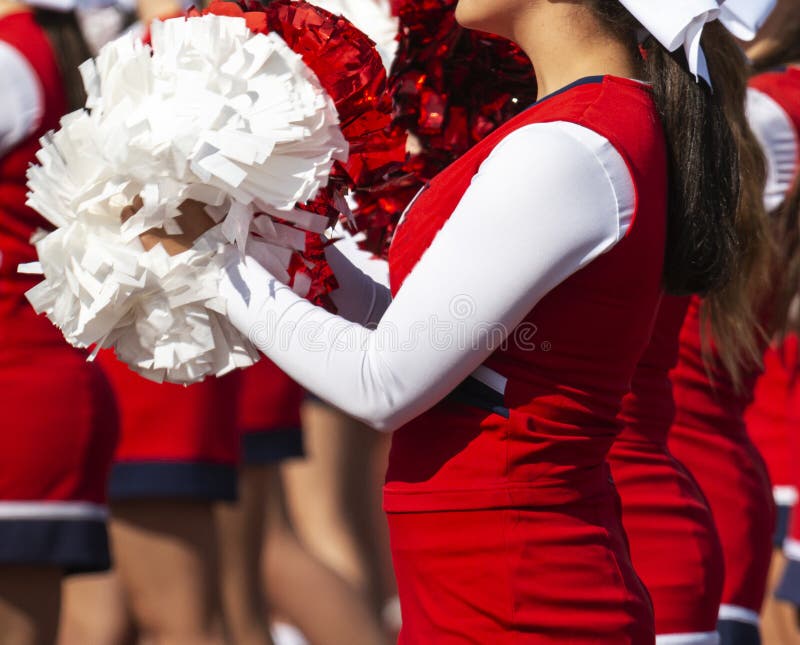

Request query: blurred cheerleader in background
[
  {"left": 742, "top": 1, "right": 800, "bottom": 640},
  {"left": 0, "top": 2, "right": 119, "bottom": 643}
]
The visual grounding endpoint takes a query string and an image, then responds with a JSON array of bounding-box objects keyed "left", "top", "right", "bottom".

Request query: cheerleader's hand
[{"left": 121, "top": 196, "right": 216, "bottom": 256}]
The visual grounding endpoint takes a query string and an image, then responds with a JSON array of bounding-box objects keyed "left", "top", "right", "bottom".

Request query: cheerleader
[
  {"left": 131, "top": 1, "right": 764, "bottom": 642},
  {"left": 95, "top": 352, "right": 240, "bottom": 645},
  {"left": 215, "top": 357, "right": 389, "bottom": 645},
  {"left": 607, "top": 5, "right": 776, "bottom": 643},
  {"left": 742, "top": 3, "right": 800, "bottom": 635},
  {"left": 668, "top": 4, "right": 800, "bottom": 642},
  {"left": 0, "top": 2, "right": 118, "bottom": 643}
]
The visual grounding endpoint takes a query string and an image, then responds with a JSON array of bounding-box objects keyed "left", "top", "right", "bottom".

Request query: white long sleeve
[
  {"left": 747, "top": 87, "right": 799, "bottom": 211},
  {"left": 0, "top": 40, "right": 43, "bottom": 157},
  {"left": 220, "top": 121, "right": 636, "bottom": 431},
  {"left": 324, "top": 227, "right": 391, "bottom": 326}
]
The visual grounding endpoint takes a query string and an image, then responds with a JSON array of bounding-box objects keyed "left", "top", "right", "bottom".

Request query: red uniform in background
[
  {"left": 237, "top": 357, "right": 305, "bottom": 466},
  {"left": 609, "top": 296, "right": 725, "bottom": 643},
  {"left": 0, "top": 11, "right": 118, "bottom": 572},
  {"left": 668, "top": 297, "right": 775, "bottom": 640},
  {"left": 98, "top": 351, "right": 241, "bottom": 502},
  {"left": 745, "top": 66, "right": 800, "bottom": 610}
]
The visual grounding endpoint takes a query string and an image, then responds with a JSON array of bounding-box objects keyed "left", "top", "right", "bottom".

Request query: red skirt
[
  {"left": 0, "top": 291, "right": 118, "bottom": 571},
  {"left": 387, "top": 495, "right": 655, "bottom": 644},
  {"left": 609, "top": 437, "right": 724, "bottom": 636},
  {"left": 98, "top": 351, "right": 241, "bottom": 501},
  {"left": 668, "top": 424, "right": 775, "bottom": 616}
]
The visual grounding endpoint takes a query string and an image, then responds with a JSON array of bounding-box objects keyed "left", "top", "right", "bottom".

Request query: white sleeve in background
[
  {"left": 0, "top": 41, "right": 44, "bottom": 158},
  {"left": 221, "top": 121, "right": 635, "bottom": 432},
  {"left": 324, "top": 225, "right": 391, "bottom": 326},
  {"left": 747, "top": 87, "right": 799, "bottom": 212}
]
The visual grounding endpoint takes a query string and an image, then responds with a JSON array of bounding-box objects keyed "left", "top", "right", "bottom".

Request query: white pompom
[{"left": 24, "top": 14, "right": 347, "bottom": 384}]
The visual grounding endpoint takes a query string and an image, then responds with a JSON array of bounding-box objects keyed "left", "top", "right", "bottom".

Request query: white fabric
[
  {"left": 656, "top": 632, "right": 720, "bottom": 645},
  {"left": 220, "top": 121, "right": 635, "bottom": 431},
  {"left": 747, "top": 87, "right": 799, "bottom": 212},
  {"left": 719, "top": 0, "right": 776, "bottom": 40},
  {"left": 785, "top": 537, "right": 800, "bottom": 562},
  {"left": 24, "top": 0, "right": 119, "bottom": 11},
  {"left": 0, "top": 41, "right": 43, "bottom": 158},
  {"left": 619, "top": 0, "right": 775, "bottom": 85},
  {"left": 774, "top": 485, "right": 799, "bottom": 507},
  {"left": 717, "top": 604, "right": 761, "bottom": 626},
  {"left": 0, "top": 501, "right": 108, "bottom": 521},
  {"left": 325, "top": 225, "right": 391, "bottom": 327}
]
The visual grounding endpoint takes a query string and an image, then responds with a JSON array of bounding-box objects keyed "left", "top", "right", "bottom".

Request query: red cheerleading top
[
  {"left": 384, "top": 76, "right": 667, "bottom": 512},
  {"left": 616, "top": 295, "right": 691, "bottom": 444}
]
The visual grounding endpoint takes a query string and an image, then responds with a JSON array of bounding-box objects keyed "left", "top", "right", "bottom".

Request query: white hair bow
[{"left": 618, "top": 0, "right": 776, "bottom": 86}]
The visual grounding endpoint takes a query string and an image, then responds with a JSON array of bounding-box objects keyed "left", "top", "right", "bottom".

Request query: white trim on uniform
[
  {"left": 717, "top": 604, "right": 760, "bottom": 626},
  {"left": 656, "top": 631, "right": 720, "bottom": 645},
  {"left": 0, "top": 501, "right": 108, "bottom": 521},
  {"left": 784, "top": 537, "right": 800, "bottom": 562},
  {"left": 774, "top": 486, "right": 799, "bottom": 507},
  {"left": 471, "top": 365, "right": 508, "bottom": 395},
  {"left": 747, "top": 87, "right": 799, "bottom": 212}
]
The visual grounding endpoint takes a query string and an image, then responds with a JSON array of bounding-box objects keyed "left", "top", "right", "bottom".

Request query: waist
[
  {"left": 384, "top": 464, "right": 615, "bottom": 512},
  {"left": 384, "top": 396, "right": 618, "bottom": 512}
]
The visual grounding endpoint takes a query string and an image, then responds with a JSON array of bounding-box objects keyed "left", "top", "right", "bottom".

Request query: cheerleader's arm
[
  {"left": 220, "top": 121, "right": 635, "bottom": 431},
  {"left": 0, "top": 40, "right": 43, "bottom": 157}
]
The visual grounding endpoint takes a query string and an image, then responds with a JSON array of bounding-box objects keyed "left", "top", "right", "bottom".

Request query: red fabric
[
  {"left": 668, "top": 296, "right": 776, "bottom": 613},
  {"left": 609, "top": 295, "right": 724, "bottom": 635},
  {"left": 744, "top": 69, "right": 800, "bottom": 497},
  {"left": 0, "top": 12, "right": 118, "bottom": 505},
  {"left": 745, "top": 336, "right": 800, "bottom": 492},
  {"left": 384, "top": 76, "right": 666, "bottom": 643},
  {"left": 385, "top": 77, "right": 668, "bottom": 512},
  {"left": 98, "top": 351, "right": 240, "bottom": 465},
  {"left": 236, "top": 358, "right": 303, "bottom": 435},
  {"left": 389, "top": 496, "right": 654, "bottom": 644}
]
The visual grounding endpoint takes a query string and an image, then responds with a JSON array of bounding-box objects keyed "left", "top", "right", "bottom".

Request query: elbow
[
  {"left": 354, "top": 396, "right": 411, "bottom": 434},
  {"left": 360, "top": 408, "right": 404, "bottom": 434}
]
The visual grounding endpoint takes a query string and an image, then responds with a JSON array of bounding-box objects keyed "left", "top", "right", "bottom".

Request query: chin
[{"left": 454, "top": 0, "right": 504, "bottom": 34}]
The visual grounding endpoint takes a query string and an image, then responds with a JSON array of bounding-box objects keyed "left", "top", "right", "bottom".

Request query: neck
[
  {"left": 510, "top": 4, "right": 640, "bottom": 100},
  {"left": 0, "top": 0, "right": 29, "bottom": 17}
]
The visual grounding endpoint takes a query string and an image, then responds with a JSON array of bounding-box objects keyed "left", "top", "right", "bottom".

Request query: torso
[{"left": 384, "top": 76, "right": 668, "bottom": 513}]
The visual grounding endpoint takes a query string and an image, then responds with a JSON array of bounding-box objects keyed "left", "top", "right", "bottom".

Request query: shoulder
[
  {"left": 747, "top": 86, "right": 798, "bottom": 210},
  {"left": 477, "top": 121, "right": 635, "bottom": 240},
  {"left": 0, "top": 35, "right": 44, "bottom": 156}
]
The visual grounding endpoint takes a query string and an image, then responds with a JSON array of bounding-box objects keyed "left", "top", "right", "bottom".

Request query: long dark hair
[
  {"left": 592, "top": 2, "right": 770, "bottom": 382},
  {"left": 34, "top": 9, "right": 92, "bottom": 112}
]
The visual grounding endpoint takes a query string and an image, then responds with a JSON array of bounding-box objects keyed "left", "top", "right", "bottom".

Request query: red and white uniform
[
  {"left": 609, "top": 296, "right": 725, "bottom": 644},
  {"left": 668, "top": 297, "right": 775, "bottom": 638},
  {"left": 219, "top": 76, "right": 667, "bottom": 643},
  {"left": 237, "top": 357, "right": 305, "bottom": 465},
  {"left": 0, "top": 11, "right": 118, "bottom": 572},
  {"left": 99, "top": 352, "right": 241, "bottom": 501},
  {"left": 746, "top": 68, "right": 800, "bottom": 518},
  {"left": 747, "top": 65, "right": 800, "bottom": 609}
]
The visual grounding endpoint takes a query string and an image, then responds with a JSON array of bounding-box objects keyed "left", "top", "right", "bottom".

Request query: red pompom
[{"left": 351, "top": 0, "right": 537, "bottom": 258}]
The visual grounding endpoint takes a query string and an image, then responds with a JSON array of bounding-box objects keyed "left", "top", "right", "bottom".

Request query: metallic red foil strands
[{"left": 352, "top": 0, "right": 538, "bottom": 258}]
